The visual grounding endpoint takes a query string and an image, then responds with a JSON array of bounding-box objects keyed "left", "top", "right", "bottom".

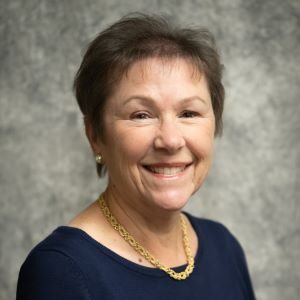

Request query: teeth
[{"left": 148, "top": 167, "right": 185, "bottom": 175}]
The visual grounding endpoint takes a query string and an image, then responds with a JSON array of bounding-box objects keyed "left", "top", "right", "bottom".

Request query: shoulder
[
  {"left": 187, "top": 213, "right": 254, "bottom": 278},
  {"left": 19, "top": 226, "right": 97, "bottom": 270},
  {"left": 17, "top": 227, "right": 92, "bottom": 300},
  {"left": 185, "top": 213, "right": 246, "bottom": 258},
  {"left": 186, "top": 213, "right": 234, "bottom": 238},
  {"left": 186, "top": 214, "right": 256, "bottom": 298}
]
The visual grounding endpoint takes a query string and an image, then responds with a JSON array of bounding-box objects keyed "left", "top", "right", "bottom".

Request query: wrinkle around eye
[
  {"left": 178, "top": 110, "right": 203, "bottom": 119},
  {"left": 129, "top": 111, "right": 158, "bottom": 124},
  {"left": 131, "top": 112, "right": 152, "bottom": 120}
]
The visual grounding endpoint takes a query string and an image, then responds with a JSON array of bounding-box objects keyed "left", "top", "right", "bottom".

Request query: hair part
[{"left": 73, "top": 13, "right": 225, "bottom": 177}]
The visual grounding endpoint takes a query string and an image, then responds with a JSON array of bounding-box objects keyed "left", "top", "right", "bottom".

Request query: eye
[
  {"left": 131, "top": 112, "right": 151, "bottom": 120},
  {"left": 180, "top": 111, "right": 200, "bottom": 118}
]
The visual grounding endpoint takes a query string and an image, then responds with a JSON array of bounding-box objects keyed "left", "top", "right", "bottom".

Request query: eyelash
[
  {"left": 130, "top": 112, "right": 151, "bottom": 120},
  {"left": 179, "top": 111, "right": 200, "bottom": 118},
  {"left": 130, "top": 110, "right": 200, "bottom": 120}
]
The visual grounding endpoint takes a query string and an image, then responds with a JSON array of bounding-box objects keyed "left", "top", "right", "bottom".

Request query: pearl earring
[{"left": 95, "top": 154, "right": 102, "bottom": 164}]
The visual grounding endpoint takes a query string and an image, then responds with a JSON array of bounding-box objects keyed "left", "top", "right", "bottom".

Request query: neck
[{"left": 103, "top": 187, "right": 183, "bottom": 251}]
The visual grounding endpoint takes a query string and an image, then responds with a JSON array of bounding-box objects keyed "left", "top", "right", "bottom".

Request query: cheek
[
  {"left": 192, "top": 138, "right": 214, "bottom": 162},
  {"left": 190, "top": 137, "right": 214, "bottom": 189},
  {"left": 187, "top": 122, "right": 215, "bottom": 158},
  {"left": 104, "top": 125, "right": 153, "bottom": 166}
]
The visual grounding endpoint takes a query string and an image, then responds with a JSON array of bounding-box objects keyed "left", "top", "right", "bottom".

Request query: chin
[{"left": 151, "top": 190, "right": 192, "bottom": 212}]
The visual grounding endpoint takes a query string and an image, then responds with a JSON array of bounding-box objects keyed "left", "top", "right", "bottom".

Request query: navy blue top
[{"left": 17, "top": 214, "right": 256, "bottom": 299}]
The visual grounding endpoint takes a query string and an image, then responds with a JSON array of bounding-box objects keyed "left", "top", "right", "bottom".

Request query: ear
[{"left": 84, "top": 117, "right": 102, "bottom": 155}]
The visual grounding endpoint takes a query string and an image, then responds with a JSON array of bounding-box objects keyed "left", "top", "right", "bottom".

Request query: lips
[{"left": 142, "top": 163, "right": 192, "bottom": 176}]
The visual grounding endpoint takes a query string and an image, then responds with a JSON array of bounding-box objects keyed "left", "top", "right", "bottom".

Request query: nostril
[
  {"left": 154, "top": 140, "right": 183, "bottom": 151},
  {"left": 154, "top": 129, "right": 185, "bottom": 151}
]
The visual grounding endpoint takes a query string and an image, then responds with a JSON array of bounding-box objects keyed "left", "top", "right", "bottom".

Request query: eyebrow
[
  {"left": 180, "top": 96, "right": 208, "bottom": 105},
  {"left": 122, "top": 95, "right": 208, "bottom": 106}
]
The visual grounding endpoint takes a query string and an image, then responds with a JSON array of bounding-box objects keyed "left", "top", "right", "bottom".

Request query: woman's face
[{"left": 94, "top": 58, "right": 215, "bottom": 212}]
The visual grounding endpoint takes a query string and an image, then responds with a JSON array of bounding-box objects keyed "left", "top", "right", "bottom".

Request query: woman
[{"left": 17, "top": 13, "right": 256, "bottom": 299}]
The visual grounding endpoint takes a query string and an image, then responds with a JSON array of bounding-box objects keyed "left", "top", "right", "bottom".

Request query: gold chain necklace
[{"left": 98, "top": 194, "right": 195, "bottom": 280}]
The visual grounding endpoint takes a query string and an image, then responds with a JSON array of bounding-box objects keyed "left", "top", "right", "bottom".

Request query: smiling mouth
[{"left": 143, "top": 164, "right": 191, "bottom": 176}]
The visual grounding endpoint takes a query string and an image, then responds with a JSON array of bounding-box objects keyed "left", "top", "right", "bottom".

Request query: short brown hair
[{"left": 73, "top": 13, "right": 225, "bottom": 177}]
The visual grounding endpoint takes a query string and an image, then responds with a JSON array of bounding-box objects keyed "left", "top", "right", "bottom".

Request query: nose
[{"left": 154, "top": 118, "right": 185, "bottom": 153}]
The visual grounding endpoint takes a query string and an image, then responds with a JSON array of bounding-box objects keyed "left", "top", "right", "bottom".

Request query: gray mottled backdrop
[{"left": 1, "top": 0, "right": 299, "bottom": 299}]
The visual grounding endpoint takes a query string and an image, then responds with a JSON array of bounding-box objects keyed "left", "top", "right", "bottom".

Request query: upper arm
[{"left": 16, "top": 249, "right": 92, "bottom": 300}]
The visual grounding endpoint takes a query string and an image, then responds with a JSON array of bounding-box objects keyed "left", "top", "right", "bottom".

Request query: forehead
[
  {"left": 106, "top": 57, "right": 211, "bottom": 108},
  {"left": 122, "top": 57, "right": 203, "bottom": 84}
]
